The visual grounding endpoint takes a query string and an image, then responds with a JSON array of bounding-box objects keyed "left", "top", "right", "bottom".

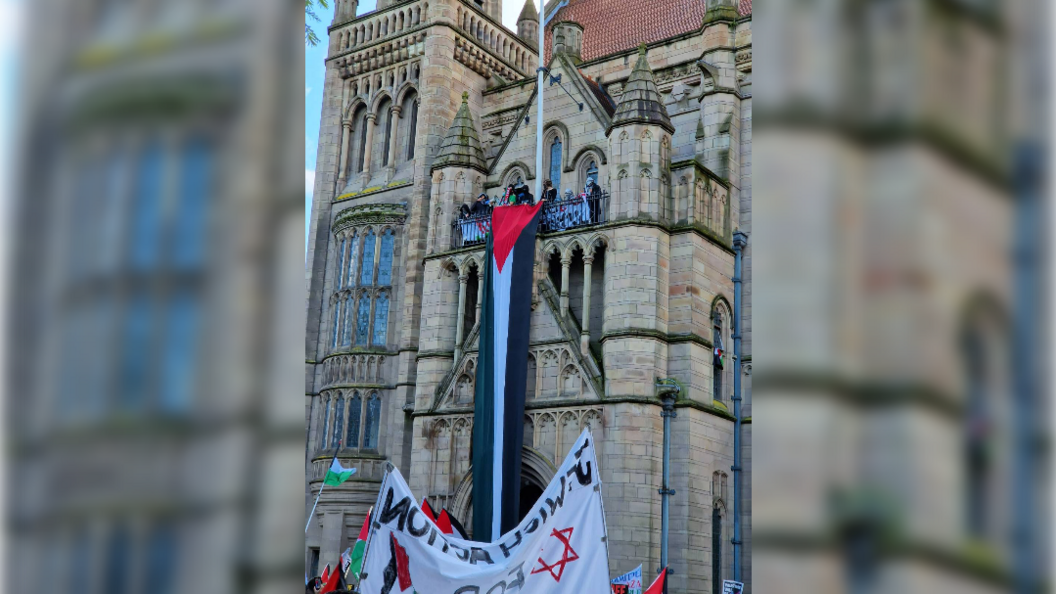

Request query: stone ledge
[{"left": 334, "top": 180, "right": 413, "bottom": 202}]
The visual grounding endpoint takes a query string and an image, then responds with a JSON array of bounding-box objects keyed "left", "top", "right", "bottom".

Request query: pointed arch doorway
[{"left": 449, "top": 446, "right": 557, "bottom": 539}]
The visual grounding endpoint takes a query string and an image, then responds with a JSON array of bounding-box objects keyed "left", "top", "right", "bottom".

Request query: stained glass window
[
  {"left": 347, "top": 392, "right": 362, "bottom": 447},
  {"left": 173, "top": 137, "right": 212, "bottom": 268},
  {"left": 331, "top": 303, "right": 340, "bottom": 350},
  {"left": 321, "top": 397, "right": 331, "bottom": 447},
  {"left": 356, "top": 293, "right": 371, "bottom": 346},
  {"left": 130, "top": 140, "right": 164, "bottom": 269},
  {"left": 364, "top": 392, "right": 381, "bottom": 449},
  {"left": 360, "top": 230, "right": 376, "bottom": 285},
  {"left": 104, "top": 525, "right": 131, "bottom": 594},
  {"left": 341, "top": 296, "right": 353, "bottom": 346},
  {"left": 332, "top": 394, "right": 345, "bottom": 449},
  {"left": 549, "top": 137, "right": 562, "bottom": 191},
  {"left": 373, "top": 292, "right": 389, "bottom": 346},
  {"left": 346, "top": 232, "right": 359, "bottom": 288},
  {"left": 119, "top": 294, "right": 152, "bottom": 412},
  {"left": 337, "top": 238, "right": 346, "bottom": 288},
  {"left": 378, "top": 229, "right": 395, "bottom": 285},
  {"left": 407, "top": 101, "right": 419, "bottom": 160},
  {"left": 160, "top": 291, "right": 197, "bottom": 414},
  {"left": 147, "top": 522, "right": 178, "bottom": 594}
]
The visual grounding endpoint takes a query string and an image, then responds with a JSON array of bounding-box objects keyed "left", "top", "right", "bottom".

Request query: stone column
[
  {"left": 560, "top": 256, "right": 571, "bottom": 317},
  {"left": 336, "top": 119, "right": 353, "bottom": 189},
  {"left": 454, "top": 273, "right": 468, "bottom": 362},
  {"left": 475, "top": 268, "right": 484, "bottom": 325},
  {"left": 362, "top": 113, "right": 377, "bottom": 177},
  {"left": 580, "top": 255, "right": 593, "bottom": 354},
  {"left": 319, "top": 511, "right": 344, "bottom": 572},
  {"left": 386, "top": 106, "right": 402, "bottom": 170}
]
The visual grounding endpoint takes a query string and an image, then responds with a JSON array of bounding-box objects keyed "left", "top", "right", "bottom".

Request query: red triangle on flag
[
  {"left": 435, "top": 509, "right": 454, "bottom": 535},
  {"left": 644, "top": 568, "right": 667, "bottom": 594},
  {"left": 392, "top": 534, "right": 413, "bottom": 591},
  {"left": 420, "top": 498, "right": 437, "bottom": 523}
]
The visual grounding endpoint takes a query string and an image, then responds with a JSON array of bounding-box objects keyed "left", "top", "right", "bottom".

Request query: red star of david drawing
[{"left": 530, "top": 527, "right": 580, "bottom": 582}]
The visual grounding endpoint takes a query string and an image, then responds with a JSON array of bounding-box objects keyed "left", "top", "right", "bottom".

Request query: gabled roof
[
  {"left": 543, "top": 0, "right": 751, "bottom": 63},
  {"left": 608, "top": 46, "right": 673, "bottom": 134},
  {"left": 432, "top": 92, "right": 488, "bottom": 173}
]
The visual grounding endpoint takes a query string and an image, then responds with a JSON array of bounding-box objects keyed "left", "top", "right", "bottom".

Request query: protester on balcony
[
  {"left": 515, "top": 183, "right": 535, "bottom": 205},
  {"left": 585, "top": 178, "right": 601, "bottom": 223},
  {"left": 542, "top": 179, "right": 557, "bottom": 202},
  {"left": 470, "top": 193, "right": 490, "bottom": 216}
]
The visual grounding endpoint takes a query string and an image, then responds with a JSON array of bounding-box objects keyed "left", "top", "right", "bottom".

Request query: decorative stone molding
[
  {"left": 333, "top": 202, "right": 408, "bottom": 233},
  {"left": 454, "top": 36, "right": 519, "bottom": 82},
  {"left": 321, "top": 353, "right": 387, "bottom": 387}
]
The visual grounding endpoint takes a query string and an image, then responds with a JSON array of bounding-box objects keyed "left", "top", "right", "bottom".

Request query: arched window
[
  {"left": 406, "top": 99, "right": 419, "bottom": 160},
  {"left": 346, "top": 231, "right": 359, "bottom": 285},
  {"left": 332, "top": 394, "right": 345, "bottom": 449},
  {"left": 360, "top": 229, "right": 376, "bottom": 285},
  {"left": 341, "top": 295, "right": 353, "bottom": 346},
  {"left": 331, "top": 303, "right": 340, "bottom": 350},
  {"left": 373, "top": 292, "right": 390, "bottom": 346},
  {"left": 549, "top": 137, "right": 562, "bottom": 190},
  {"left": 356, "top": 293, "right": 371, "bottom": 346},
  {"left": 347, "top": 392, "right": 362, "bottom": 447},
  {"left": 320, "top": 396, "right": 331, "bottom": 449},
  {"left": 336, "top": 238, "right": 346, "bottom": 287},
  {"left": 382, "top": 108, "right": 394, "bottom": 166},
  {"left": 712, "top": 307, "right": 727, "bottom": 402},
  {"left": 378, "top": 229, "right": 395, "bottom": 285},
  {"left": 364, "top": 392, "right": 381, "bottom": 449},
  {"left": 356, "top": 121, "right": 368, "bottom": 172}
]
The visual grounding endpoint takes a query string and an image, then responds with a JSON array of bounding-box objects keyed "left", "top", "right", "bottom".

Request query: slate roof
[
  {"left": 608, "top": 45, "right": 673, "bottom": 133},
  {"left": 518, "top": 0, "right": 539, "bottom": 23},
  {"left": 543, "top": 0, "right": 751, "bottom": 62},
  {"left": 432, "top": 92, "right": 488, "bottom": 172}
]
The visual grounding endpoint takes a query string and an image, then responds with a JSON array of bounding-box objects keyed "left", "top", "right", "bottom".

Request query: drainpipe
[
  {"left": 1012, "top": 143, "right": 1040, "bottom": 594},
  {"left": 656, "top": 378, "right": 680, "bottom": 594},
  {"left": 731, "top": 230, "right": 747, "bottom": 583}
]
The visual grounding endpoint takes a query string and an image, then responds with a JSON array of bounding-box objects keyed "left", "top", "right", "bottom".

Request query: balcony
[{"left": 451, "top": 192, "right": 610, "bottom": 249}]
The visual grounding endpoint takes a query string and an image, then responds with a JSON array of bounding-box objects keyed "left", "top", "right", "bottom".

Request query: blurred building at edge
[
  {"left": 752, "top": 1, "right": 1051, "bottom": 593},
  {"left": 305, "top": 0, "right": 753, "bottom": 592},
  {"left": 7, "top": 1, "right": 306, "bottom": 593}
]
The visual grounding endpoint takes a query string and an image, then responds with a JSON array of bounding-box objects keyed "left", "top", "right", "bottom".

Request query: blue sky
[{"left": 306, "top": 0, "right": 525, "bottom": 252}]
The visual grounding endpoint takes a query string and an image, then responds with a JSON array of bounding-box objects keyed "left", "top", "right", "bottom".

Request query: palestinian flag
[
  {"left": 472, "top": 202, "right": 543, "bottom": 542},
  {"left": 381, "top": 534, "right": 415, "bottom": 594},
  {"left": 444, "top": 509, "right": 469, "bottom": 540},
  {"left": 713, "top": 338, "right": 725, "bottom": 370},
  {"left": 349, "top": 508, "right": 371, "bottom": 581},
  {"left": 644, "top": 568, "right": 667, "bottom": 594},
  {"left": 323, "top": 454, "right": 356, "bottom": 486},
  {"left": 319, "top": 560, "right": 347, "bottom": 594}
]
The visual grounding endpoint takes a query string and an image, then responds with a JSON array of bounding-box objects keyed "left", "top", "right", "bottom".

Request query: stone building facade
[{"left": 305, "top": 0, "right": 753, "bottom": 591}]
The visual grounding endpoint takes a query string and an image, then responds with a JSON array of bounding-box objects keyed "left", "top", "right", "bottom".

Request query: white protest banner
[
  {"left": 609, "top": 564, "right": 642, "bottom": 594},
  {"left": 722, "top": 579, "right": 744, "bottom": 594},
  {"left": 359, "top": 428, "right": 610, "bottom": 594}
]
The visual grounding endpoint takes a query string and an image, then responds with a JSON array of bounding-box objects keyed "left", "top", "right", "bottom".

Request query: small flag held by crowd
[{"left": 610, "top": 565, "right": 643, "bottom": 594}]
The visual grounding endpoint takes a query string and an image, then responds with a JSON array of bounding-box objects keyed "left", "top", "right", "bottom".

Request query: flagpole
[
  {"left": 535, "top": 0, "right": 545, "bottom": 200},
  {"left": 306, "top": 481, "right": 326, "bottom": 533},
  {"left": 306, "top": 448, "right": 340, "bottom": 533}
]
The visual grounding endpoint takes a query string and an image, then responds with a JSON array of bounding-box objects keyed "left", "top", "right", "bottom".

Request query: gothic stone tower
[{"left": 306, "top": 0, "right": 753, "bottom": 591}]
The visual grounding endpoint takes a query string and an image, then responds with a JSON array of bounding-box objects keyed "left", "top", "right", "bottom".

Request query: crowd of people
[{"left": 457, "top": 178, "right": 603, "bottom": 243}]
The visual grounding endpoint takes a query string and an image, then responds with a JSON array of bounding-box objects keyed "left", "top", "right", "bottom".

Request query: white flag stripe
[{"left": 490, "top": 248, "right": 513, "bottom": 541}]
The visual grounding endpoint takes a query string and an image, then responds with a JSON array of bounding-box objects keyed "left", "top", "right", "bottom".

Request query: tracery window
[
  {"left": 346, "top": 392, "right": 362, "bottom": 446},
  {"left": 549, "top": 137, "right": 562, "bottom": 190},
  {"left": 332, "top": 393, "right": 345, "bottom": 449},
  {"left": 364, "top": 392, "right": 381, "bottom": 448},
  {"left": 328, "top": 226, "right": 398, "bottom": 352}
]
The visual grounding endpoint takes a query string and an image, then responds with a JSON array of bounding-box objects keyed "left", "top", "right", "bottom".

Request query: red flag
[
  {"left": 644, "top": 568, "right": 667, "bottom": 594},
  {"left": 393, "top": 534, "right": 412, "bottom": 591},
  {"left": 420, "top": 498, "right": 437, "bottom": 522},
  {"left": 320, "top": 563, "right": 330, "bottom": 584},
  {"left": 435, "top": 509, "right": 454, "bottom": 535},
  {"left": 319, "top": 561, "right": 346, "bottom": 594}
]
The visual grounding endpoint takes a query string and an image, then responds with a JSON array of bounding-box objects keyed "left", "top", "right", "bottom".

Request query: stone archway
[{"left": 449, "top": 446, "right": 557, "bottom": 539}]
